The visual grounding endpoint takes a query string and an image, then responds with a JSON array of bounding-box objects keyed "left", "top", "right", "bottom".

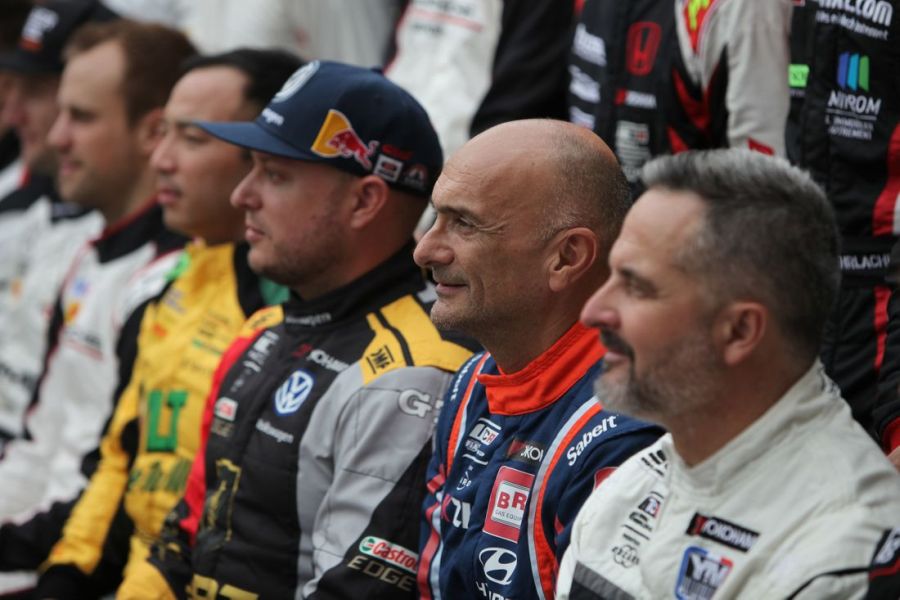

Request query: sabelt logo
[
  {"left": 358, "top": 537, "right": 418, "bottom": 574},
  {"left": 817, "top": 0, "right": 893, "bottom": 27}
]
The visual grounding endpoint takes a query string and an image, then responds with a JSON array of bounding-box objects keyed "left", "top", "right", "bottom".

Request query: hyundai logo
[{"left": 478, "top": 547, "right": 517, "bottom": 585}]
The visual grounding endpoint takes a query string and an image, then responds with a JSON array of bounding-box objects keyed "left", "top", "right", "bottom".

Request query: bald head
[{"left": 454, "top": 120, "right": 631, "bottom": 252}]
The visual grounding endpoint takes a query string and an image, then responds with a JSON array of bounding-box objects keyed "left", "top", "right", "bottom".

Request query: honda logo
[
  {"left": 626, "top": 22, "right": 662, "bottom": 76},
  {"left": 478, "top": 547, "right": 517, "bottom": 585}
]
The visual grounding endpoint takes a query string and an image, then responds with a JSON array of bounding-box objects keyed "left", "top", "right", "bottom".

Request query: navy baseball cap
[
  {"left": 196, "top": 60, "right": 443, "bottom": 197},
  {"left": 0, "top": 0, "right": 119, "bottom": 75}
]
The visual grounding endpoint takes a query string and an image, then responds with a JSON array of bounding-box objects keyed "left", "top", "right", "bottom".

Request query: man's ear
[
  {"left": 715, "top": 301, "right": 767, "bottom": 366},
  {"left": 348, "top": 175, "right": 389, "bottom": 229},
  {"left": 134, "top": 107, "right": 164, "bottom": 157},
  {"left": 547, "top": 227, "right": 599, "bottom": 292}
]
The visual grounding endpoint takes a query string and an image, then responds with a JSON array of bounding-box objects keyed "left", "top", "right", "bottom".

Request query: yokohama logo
[
  {"left": 358, "top": 536, "right": 418, "bottom": 574},
  {"left": 687, "top": 513, "right": 759, "bottom": 552}
]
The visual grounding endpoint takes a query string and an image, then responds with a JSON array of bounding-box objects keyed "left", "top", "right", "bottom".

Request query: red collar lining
[{"left": 477, "top": 323, "right": 605, "bottom": 416}]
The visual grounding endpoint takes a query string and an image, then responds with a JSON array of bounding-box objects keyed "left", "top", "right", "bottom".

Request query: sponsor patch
[
  {"left": 398, "top": 389, "right": 437, "bottom": 419},
  {"left": 464, "top": 418, "right": 502, "bottom": 463},
  {"left": 272, "top": 61, "right": 319, "bottom": 103},
  {"left": 20, "top": 7, "right": 58, "bottom": 51},
  {"left": 374, "top": 154, "right": 403, "bottom": 182},
  {"left": 566, "top": 415, "right": 617, "bottom": 466},
  {"left": 310, "top": 109, "right": 378, "bottom": 170},
  {"left": 273, "top": 369, "right": 314, "bottom": 415},
  {"left": 871, "top": 527, "right": 900, "bottom": 571},
  {"left": 358, "top": 536, "right": 418, "bottom": 574},
  {"left": 214, "top": 397, "right": 238, "bottom": 422},
  {"left": 400, "top": 164, "right": 428, "bottom": 191},
  {"left": 478, "top": 547, "right": 518, "bottom": 585},
  {"left": 484, "top": 466, "right": 533, "bottom": 542},
  {"left": 638, "top": 494, "right": 662, "bottom": 517},
  {"left": 625, "top": 22, "right": 661, "bottom": 76},
  {"left": 572, "top": 22, "right": 607, "bottom": 66},
  {"left": 505, "top": 439, "right": 545, "bottom": 467},
  {"left": 255, "top": 418, "right": 294, "bottom": 444},
  {"left": 675, "top": 546, "right": 733, "bottom": 600},
  {"left": 686, "top": 513, "right": 759, "bottom": 553},
  {"left": 611, "top": 543, "right": 639, "bottom": 568}
]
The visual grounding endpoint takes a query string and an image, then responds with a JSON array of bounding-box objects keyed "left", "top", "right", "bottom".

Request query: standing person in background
[
  {"left": 142, "top": 61, "right": 476, "bottom": 599},
  {"left": 0, "top": 19, "right": 194, "bottom": 596},
  {"left": 665, "top": 0, "right": 792, "bottom": 155},
  {"left": 414, "top": 119, "right": 662, "bottom": 600},
  {"left": 0, "top": 0, "right": 115, "bottom": 445},
  {"left": 793, "top": 0, "right": 900, "bottom": 438},
  {"left": 567, "top": 0, "right": 675, "bottom": 192},
  {"left": 104, "top": 0, "right": 403, "bottom": 66},
  {"left": 557, "top": 150, "right": 900, "bottom": 599},
  {"left": 387, "top": 0, "right": 576, "bottom": 234},
  {"left": 32, "top": 48, "right": 302, "bottom": 600},
  {"left": 0, "top": 0, "right": 32, "bottom": 197}
]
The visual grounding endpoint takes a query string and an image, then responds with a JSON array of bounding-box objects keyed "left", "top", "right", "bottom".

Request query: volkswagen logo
[{"left": 478, "top": 547, "right": 517, "bottom": 585}]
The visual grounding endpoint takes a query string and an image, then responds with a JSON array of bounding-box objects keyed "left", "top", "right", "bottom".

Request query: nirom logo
[
  {"left": 828, "top": 52, "right": 880, "bottom": 117},
  {"left": 837, "top": 52, "right": 869, "bottom": 91}
]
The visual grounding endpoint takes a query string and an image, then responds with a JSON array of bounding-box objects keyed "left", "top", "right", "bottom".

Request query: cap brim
[
  {"left": 195, "top": 120, "right": 311, "bottom": 161},
  {"left": 0, "top": 51, "right": 61, "bottom": 75}
]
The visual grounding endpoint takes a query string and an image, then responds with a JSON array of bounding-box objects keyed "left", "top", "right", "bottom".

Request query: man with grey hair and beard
[{"left": 557, "top": 149, "right": 900, "bottom": 600}]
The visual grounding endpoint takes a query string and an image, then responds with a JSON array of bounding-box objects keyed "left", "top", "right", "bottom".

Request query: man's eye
[
  {"left": 454, "top": 216, "right": 474, "bottom": 230},
  {"left": 265, "top": 169, "right": 284, "bottom": 184}
]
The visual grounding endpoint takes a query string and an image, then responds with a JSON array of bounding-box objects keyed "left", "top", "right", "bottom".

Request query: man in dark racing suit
[
  {"left": 414, "top": 120, "right": 662, "bottom": 600},
  {"left": 141, "top": 61, "right": 477, "bottom": 600},
  {"left": 792, "top": 0, "right": 899, "bottom": 433}
]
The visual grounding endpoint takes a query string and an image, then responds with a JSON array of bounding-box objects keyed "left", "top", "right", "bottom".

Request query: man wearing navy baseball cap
[{"left": 142, "top": 61, "right": 477, "bottom": 599}]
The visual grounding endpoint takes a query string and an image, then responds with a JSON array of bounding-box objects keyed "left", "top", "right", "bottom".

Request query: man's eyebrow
[
  {"left": 434, "top": 203, "right": 483, "bottom": 224},
  {"left": 619, "top": 265, "right": 658, "bottom": 294}
]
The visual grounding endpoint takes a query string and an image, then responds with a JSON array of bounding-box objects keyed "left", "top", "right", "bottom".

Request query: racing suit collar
[
  {"left": 664, "top": 360, "right": 835, "bottom": 494},
  {"left": 283, "top": 241, "right": 420, "bottom": 329},
  {"left": 477, "top": 321, "right": 605, "bottom": 416}
]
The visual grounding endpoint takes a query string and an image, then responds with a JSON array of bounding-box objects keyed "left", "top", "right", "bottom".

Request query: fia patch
[
  {"left": 273, "top": 369, "right": 314, "bottom": 415},
  {"left": 675, "top": 546, "right": 732, "bottom": 600},
  {"left": 484, "top": 466, "right": 534, "bottom": 542}
]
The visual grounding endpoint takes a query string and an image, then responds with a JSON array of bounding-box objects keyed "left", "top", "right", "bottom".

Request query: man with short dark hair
[
  {"left": 0, "top": 0, "right": 116, "bottom": 443},
  {"left": 0, "top": 18, "right": 193, "bottom": 594},
  {"left": 558, "top": 149, "right": 900, "bottom": 599},
  {"left": 144, "top": 61, "right": 476, "bottom": 599},
  {"left": 32, "top": 47, "right": 302, "bottom": 600},
  {"left": 414, "top": 119, "right": 661, "bottom": 600}
]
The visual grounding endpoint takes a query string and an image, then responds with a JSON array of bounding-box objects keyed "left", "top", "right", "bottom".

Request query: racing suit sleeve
[
  {"left": 875, "top": 241, "right": 900, "bottom": 456},
  {"left": 0, "top": 296, "right": 145, "bottom": 578},
  {"left": 302, "top": 366, "right": 453, "bottom": 599},
  {"left": 416, "top": 374, "right": 455, "bottom": 599},
  {"left": 469, "top": 0, "right": 575, "bottom": 138},
  {"left": 533, "top": 407, "right": 663, "bottom": 599},
  {"left": 721, "top": 0, "right": 792, "bottom": 154},
  {"left": 132, "top": 329, "right": 261, "bottom": 600},
  {"left": 34, "top": 366, "right": 140, "bottom": 599}
]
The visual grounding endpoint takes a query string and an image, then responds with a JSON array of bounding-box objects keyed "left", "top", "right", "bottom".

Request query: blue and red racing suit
[{"left": 418, "top": 323, "right": 663, "bottom": 600}]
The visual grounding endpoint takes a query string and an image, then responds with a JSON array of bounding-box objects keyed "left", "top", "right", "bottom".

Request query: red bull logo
[{"left": 311, "top": 109, "right": 378, "bottom": 170}]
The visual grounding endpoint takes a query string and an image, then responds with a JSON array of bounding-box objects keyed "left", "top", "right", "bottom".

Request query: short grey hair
[{"left": 641, "top": 149, "right": 840, "bottom": 360}]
